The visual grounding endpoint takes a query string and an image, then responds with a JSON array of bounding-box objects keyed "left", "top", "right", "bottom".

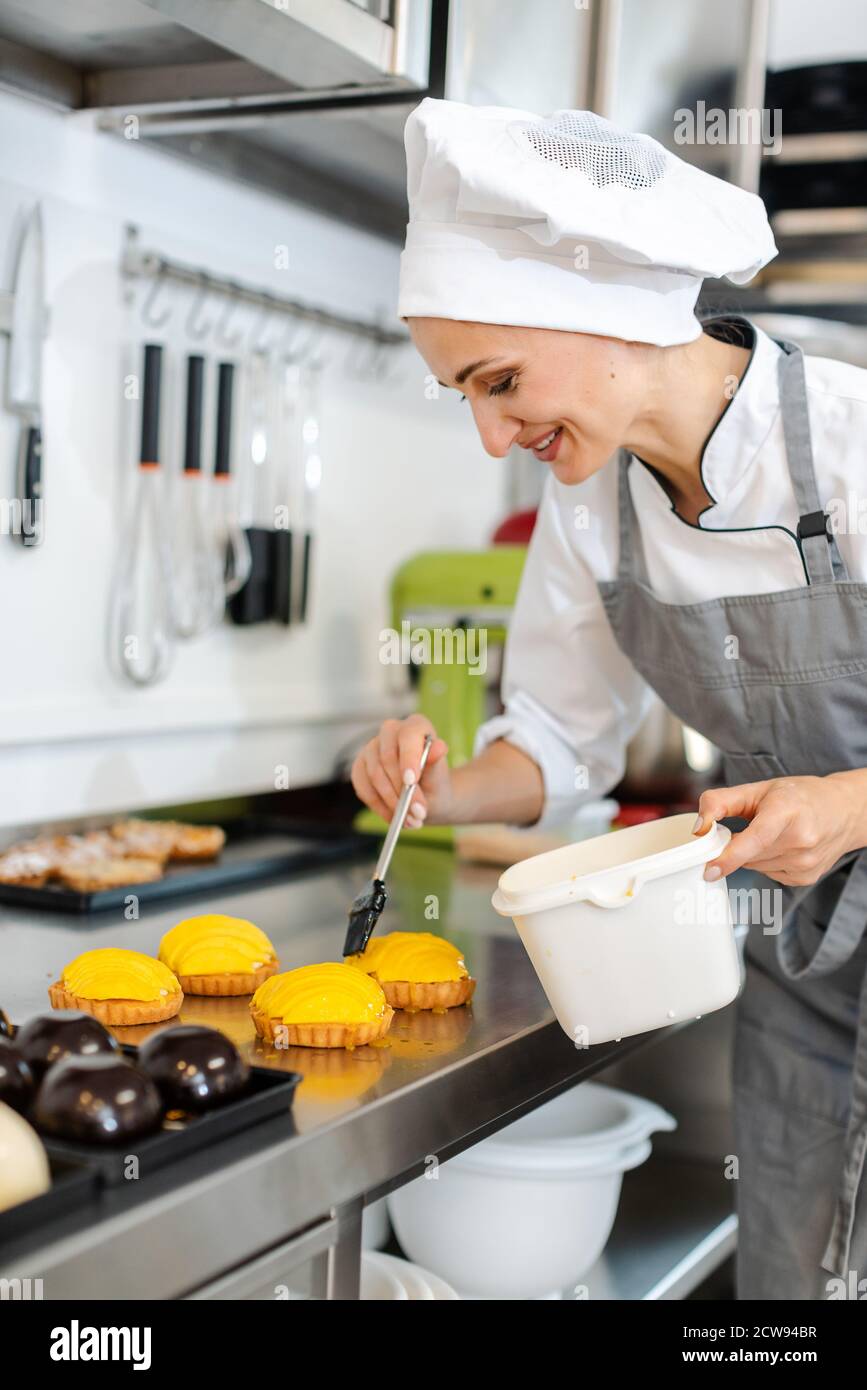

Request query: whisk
[{"left": 108, "top": 343, "right": 174, "bottom": 686}]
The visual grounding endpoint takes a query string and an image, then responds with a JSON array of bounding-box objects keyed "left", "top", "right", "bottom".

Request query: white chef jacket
[{"left": 474, "top": 320, "right": 867, "bottom": 829}]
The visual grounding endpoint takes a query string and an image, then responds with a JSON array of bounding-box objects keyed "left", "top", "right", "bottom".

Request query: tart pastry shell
[
  {"left": 177, "top": 959, "right": 279, "bottom": 996},
  {"left": 250, "top": 1002, "right": 394, "bottom": 1050},
  {"left": 379, "top": 977, "right": 476, "bottom": 1011},
  {"left": 48, "top": 981, "right": 184, "bottom": 1026}
]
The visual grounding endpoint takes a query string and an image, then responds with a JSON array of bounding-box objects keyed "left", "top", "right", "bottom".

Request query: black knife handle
[
  {"left": 272, "top": 528, "right": 293, "bottom": 625},
  {"left": 17, "top": 424, "right": 42, "bottom": 547},
  {"left": 183, "top": 354, "right": 205, "bottom": 473},
  {"left": 299, "top": 530, "right": 312, "bottom": 622},
  {"left": 214, "top": 361, "right": 235, "bottom": 477},
  {"left": 140, "top": 343, "right": 163, "bottom": 466}
]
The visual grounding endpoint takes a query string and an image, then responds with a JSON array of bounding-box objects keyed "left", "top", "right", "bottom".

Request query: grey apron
[{"left": 597, "top": 334, "right": 867, "bottom": 1300}]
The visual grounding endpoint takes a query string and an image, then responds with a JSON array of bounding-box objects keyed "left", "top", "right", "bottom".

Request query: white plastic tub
[
  {"left": 388, "top": 1083, "right": 675, "bottom": 1299},
  {"left": 492, "top": 812, "right": 740, "bottom": 1045}
]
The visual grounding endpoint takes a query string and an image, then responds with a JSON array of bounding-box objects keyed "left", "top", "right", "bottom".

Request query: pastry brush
[{"left": 343, "top": 734, "right": 434, "bottom": 958}]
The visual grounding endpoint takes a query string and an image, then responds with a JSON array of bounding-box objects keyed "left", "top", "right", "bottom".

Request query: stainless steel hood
[{"left": 0, "top": 0, "right": 448, "bottom": 238}]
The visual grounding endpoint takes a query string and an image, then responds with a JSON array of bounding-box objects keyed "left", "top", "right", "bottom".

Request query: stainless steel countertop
[{"left": 0, "top": 842, "right": 679, "bottom": 1297}]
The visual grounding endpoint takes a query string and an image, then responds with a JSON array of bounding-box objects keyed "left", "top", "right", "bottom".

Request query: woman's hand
[
  {"left": 693, "top": 771, "right": 867, "bottom": 885},
  {"left": 351, "top": 720, "right": 546, "bottom": 829},
  {"left": 351, "top": 714, "right": 451, "bottom": 828}
]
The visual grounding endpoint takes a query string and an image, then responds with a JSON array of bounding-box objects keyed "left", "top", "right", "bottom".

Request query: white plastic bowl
[
  {"left": 365, "top": 1251, "right": 439, "bottom": 1300},
  {"left": 388, "top": 1083, "right": 675, "bottom": 1300},
  {"left": 492, "top": 812, "right": 741, "bottom": 1045},
  {"left": 359, "top": 1253, "right": 409, "bottom": 1300}
]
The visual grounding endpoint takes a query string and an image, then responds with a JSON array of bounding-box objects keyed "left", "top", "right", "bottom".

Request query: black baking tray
[
  {"left": 0, "top": 1153, "right": 99, "bottom": 1246},
  {"left": 39, "top": 1058, "right": 301, "bottom": 1187},
  {"left": 0, "top": 815, "right": 371, "bottom": 914}
]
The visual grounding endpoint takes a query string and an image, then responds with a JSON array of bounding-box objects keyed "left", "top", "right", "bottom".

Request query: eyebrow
[
  {"left": 437, "top": 357, "right": 506, "bottom": 391},
  {"left": 455, "top": 356, "right": 499, "bottom": 385}
]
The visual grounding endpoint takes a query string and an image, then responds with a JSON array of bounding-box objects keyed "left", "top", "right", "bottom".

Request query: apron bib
[{"left": 597, "top": 337, "right": 867, "bottom": 1297}]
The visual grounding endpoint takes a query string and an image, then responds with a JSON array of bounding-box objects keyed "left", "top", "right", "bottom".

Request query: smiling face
[{"left": 409, "top": 317, "right": 651, "bottom": 485}]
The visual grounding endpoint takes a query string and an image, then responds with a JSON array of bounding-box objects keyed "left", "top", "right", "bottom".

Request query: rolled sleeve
[{"left": 475, "top": 473, "right": 652, "bottom": 829}]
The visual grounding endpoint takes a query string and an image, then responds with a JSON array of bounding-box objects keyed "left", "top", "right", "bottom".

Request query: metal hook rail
[{"left": 122, "top": 225, "right": 408, "bottom": 350}]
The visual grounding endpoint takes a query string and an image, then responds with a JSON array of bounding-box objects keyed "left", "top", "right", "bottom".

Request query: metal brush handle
[{"left": 374, "top": 733, "right": 433, "bottom": 883}]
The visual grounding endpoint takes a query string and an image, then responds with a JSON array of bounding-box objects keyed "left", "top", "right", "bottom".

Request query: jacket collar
[{"left": 698, "top": 316, "right": 783, "bottom": 519}]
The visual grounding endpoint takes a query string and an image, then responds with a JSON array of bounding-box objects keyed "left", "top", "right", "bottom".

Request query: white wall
[
  {"left": 768, "top": 0, "right": 867, "bottom": 66},
  {"left": 0, "top": 91, "right": 505, "bottom": 829},
  {"left": 447, "top": 0, "right": 592, "bottom": 110}
]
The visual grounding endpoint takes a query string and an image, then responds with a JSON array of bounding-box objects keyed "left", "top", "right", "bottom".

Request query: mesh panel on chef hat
[{"left": 510, "top": 111, "right": 667, "bottom": 191}]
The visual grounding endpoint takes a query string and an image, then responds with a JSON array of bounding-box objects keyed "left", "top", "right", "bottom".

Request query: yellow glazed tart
[
  {"left": 347, "top": 931, "right": 476, "bottom": 1011},
  {"left": 159, "top": 914, "right": 279, "bottom": 996},
  {"left": 250, "top": 963, "right": 393, "bottom": 1049},
  {"left": 48, "top": 948, "right": 183, "bottom": 1026}
]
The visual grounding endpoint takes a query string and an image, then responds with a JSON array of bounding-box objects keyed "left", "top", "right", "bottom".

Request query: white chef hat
[{"left": 398, "top": 99, "right": 777, "bottom": 347}]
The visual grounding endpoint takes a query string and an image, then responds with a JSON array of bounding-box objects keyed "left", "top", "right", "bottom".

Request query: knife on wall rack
[{"left": 1, "top": 203, "right": 47, "bottom": 548}]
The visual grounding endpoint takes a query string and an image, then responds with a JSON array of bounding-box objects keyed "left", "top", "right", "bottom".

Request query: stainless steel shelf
[
  {"left": 0, "top": 845, "right": 691, "bottom": 1299},
  {"left": 583, "top": 1155, "right": 736, "bottom": 1300},
  {"left": 765, "top": 131, "right": 867, "bottom": 165}
]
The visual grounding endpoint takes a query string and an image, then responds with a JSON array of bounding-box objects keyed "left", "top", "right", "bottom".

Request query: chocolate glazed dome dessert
[
  {"left": 138, "top": 1025, "right": 249, "bottom": 1113},
  {"left": 0, "top": 1037, "right": 35, "bottom": 1113},
  {"left": 34, "top": 1054, "right": 162, "bottom": 1144},
  {"left": 15, "top": 1010, "right": 119, "bottom": 1080}
]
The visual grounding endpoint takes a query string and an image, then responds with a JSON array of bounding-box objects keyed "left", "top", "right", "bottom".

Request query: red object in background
[
  {"left": 492, "top": 509, "right": 537, "bottom": 545},
  {"left": 613, "top": 804, "right": 667, "bottom": 827},
  {"left": 613, "top": 803, "right": 696, "bottom": 828}
]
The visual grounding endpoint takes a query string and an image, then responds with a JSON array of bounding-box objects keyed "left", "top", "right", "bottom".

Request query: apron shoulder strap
[{"left": 776, "top": 339, "right": 848, "bottom": 585}]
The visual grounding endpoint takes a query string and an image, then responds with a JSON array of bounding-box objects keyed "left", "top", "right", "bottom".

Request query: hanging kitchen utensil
[
  {"left": 272, "top": 357, "right": 301, "bottom": 625},
  {"left": 4, "top": 204, "right": 45, "bottom": 547},
  {"left": 343, "top": 734, "right": 434, "bottom": 958},
  {"left": 108, "top": 342, "right": 174, "bottom": 686},
  {"left": 170, "top": 354, "right": 224, "bottom": 638},
  {"left": 295, "top": 356, "right": 322, "bottom": 623},
  {"left": 228, "top": 350, "right": 275, "bottom": 624},
  {"left": 212, "top": 360, "right": 251, "bottom": 600}
]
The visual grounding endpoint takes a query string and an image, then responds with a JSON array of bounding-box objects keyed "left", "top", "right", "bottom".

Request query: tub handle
[
  {"left": 584, "top": 856, "right": 689, "bottom": 908},
  {"left": 585, "top": 874, "right": 645, "bottom": 908}
]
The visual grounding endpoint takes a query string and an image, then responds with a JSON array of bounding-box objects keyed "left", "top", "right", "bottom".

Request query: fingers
[
  {"left": 693, "top": 781, "right": 769, "bottom": 836},
  {"left": 362, "top": 741, "right": 402, "bottom": 818},
  {"left": 704, "top": 804, "right": 792, "bottom": 880},
  {"left": 351, "top": 715, "right": 448, "bottom": 826},
  {"left": 397, "top": 719, "right": 448, "bottom": 820},
  {"left": 377, "top": 720, "right": 405, "bottom": 802},
  {"left": 694, "top": 780, "right": 773, "bottom": 878},
  {"left": 396, "top": 715, "right": 439, "bottom": 783},
  {"left": 350, "top": 759, "right": 392, "bottom": 825},
  {"left": 406, "top": 803, "right": 427, "bottom": 830}
]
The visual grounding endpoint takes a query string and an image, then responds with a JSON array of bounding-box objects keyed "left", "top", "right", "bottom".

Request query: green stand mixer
[{"left": 355, "top": 547, "right": 527, "bottom": 846}]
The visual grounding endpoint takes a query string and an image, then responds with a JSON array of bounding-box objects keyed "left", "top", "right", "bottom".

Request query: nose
[{"left": 470, "top": 400, "right": 522, "bottom": 459}]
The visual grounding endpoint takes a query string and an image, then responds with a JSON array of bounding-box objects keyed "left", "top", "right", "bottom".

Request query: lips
[{"left": 525, "top": 426, "right": 563, "bottom": 462}]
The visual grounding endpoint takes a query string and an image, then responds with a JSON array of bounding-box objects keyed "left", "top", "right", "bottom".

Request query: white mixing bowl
[
  {"left": 492, "top": 812, "right": 741, "bottom": 1045},
  {"left": 388, "top": 1083, "right": 675, "bottom": 1299}
]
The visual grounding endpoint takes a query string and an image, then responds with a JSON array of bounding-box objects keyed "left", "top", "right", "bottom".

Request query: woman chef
[{"left": 351, "top": 100, "right": 867, "bottom": 1301}]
